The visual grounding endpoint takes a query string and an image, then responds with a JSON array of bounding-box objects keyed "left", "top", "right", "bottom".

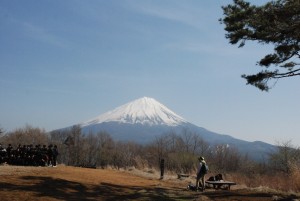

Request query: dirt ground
[{"left": 0, "top": 165, "right": 299, "bottom": 201}]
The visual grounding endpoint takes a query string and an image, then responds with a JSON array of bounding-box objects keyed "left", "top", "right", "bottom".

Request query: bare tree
[
  {"left": 210, "top": 144, "right": 242, "bottom": 172},
  {"left": 181, "top": 128, "right": 194, "bottom": 153},
  {"left": 64, "top": 125, "right": 84, "bottom": 166},
  {"left": 2, "top": 125, "right": 49, "bottom": 146},
  {"left": 0, "top": 127, "right": 4, "bottom": 137},
  {"left": 269, "top": 140, "right": 300, "bottom": 174},
  {"left": 85, "top": 134, "right": 98, "bottom": 167},
  {"left": 95, "top": 131, "right": 114, "bottom": 168}
]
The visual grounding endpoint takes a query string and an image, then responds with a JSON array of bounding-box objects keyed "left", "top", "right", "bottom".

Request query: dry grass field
[{"left": 0, "top": 165, "right": 299, "bottom": 201}]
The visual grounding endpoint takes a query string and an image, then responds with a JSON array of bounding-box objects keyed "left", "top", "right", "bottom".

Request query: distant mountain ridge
[{"left": 59, "top": 97, "right": 277, "bottom": 161}]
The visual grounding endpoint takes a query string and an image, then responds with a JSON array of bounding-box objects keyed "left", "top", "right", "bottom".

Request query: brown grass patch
[
  {"left": 0, "top": 165, "right": 299, "bottom": 201},
  {"left": 226, "top": 170, "right": 300, "bottom": 195}
]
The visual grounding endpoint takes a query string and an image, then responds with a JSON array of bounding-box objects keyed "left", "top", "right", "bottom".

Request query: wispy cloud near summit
[{"left": 128, "top": 1, "right": 206, "bottom": 30}]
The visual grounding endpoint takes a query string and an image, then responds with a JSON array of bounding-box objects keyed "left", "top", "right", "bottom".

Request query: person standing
[
  {"left": 0, "top": 144, "right": 6, "bottom": 164},
  {"left": 52, "top": 145, "right": 59, "bottom": 167},
  {"left": 47, "top": 145, "right": 53, "bottom": 166},
  {"left": 6, "top": 144, "right": 13, "bottom": 164},
  {"left": 196, "top": 156, "right": 207, "bottom": 192}
]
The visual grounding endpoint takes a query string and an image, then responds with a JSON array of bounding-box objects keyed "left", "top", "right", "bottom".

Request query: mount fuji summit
[
  {"left": 61, "top": 97, "right": 276, "bottom": 161},
  {"left": 81, "top": 97, "right": 188, "bottom": 127},
  {"left": 78, "top": 97, "right": 191, "bottom": 143}
]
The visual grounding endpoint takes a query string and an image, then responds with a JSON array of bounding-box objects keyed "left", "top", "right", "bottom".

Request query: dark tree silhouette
[{"left": 220, "top": 0, "right": 300, "bottom": 91}]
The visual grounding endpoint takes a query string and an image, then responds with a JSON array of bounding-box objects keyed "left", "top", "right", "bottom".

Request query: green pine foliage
[{"left": 220, "top": 0, "right": 300, "bottom": 91}]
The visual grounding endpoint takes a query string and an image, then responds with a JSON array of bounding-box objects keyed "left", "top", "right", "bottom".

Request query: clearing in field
[{"left": 0, "top": 165, "right": 299, "bottom": 201}]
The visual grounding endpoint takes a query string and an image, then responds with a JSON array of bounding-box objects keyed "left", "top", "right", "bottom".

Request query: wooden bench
[
  {"left": 177, "top": 174, "right": 189, "bottom": 179},
  {"left": 205, "top": 180, "right": 236, "bottom": 190}
]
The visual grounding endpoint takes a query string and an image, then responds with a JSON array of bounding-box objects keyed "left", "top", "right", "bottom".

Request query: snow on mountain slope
[
  {"left": 58, "top": 96, "right": 276, "bottom": 161},
  {"left": 81, "top": 97, "right": 188, "bottom": 127}
]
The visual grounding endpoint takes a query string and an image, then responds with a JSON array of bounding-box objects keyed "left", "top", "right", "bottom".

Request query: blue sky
[{"left": 1, "top": 0, "right": 299, "bottom": 146}]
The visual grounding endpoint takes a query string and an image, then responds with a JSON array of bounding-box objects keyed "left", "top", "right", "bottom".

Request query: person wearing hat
[{"left": 196, "top": 156, "right": 207, "bottom": 191}]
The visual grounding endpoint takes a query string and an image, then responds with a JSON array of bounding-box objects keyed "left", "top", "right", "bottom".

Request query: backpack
[{"left": 200, "top": 163, "right": 209, "bottom": 174}]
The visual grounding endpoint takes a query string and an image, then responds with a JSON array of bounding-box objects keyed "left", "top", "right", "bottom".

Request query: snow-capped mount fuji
[
  {"left": 81, "top": 97, "right": 188, "bottom": 127},
  {"left": 57, "top": 97, "right": 276, "bottom": 161},
  {"left": 77, "top": 97, "right": 193, "bottom": 143}
]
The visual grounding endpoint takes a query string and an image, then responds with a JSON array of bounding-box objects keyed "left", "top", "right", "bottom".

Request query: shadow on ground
[
  {"left": 1, "top": 175, "right": 298, "bottom": 201},
  {"left": 202, "top": 189, "right": 299, "bottom": 201},
  {"left": 0, "top": 176, "right": 194, "bottom": 201}
]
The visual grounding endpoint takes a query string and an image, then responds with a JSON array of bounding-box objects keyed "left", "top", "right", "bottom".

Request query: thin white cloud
[
  {"left": 127, "top": 1, "right": 209, "bottom": 30},
  {"left": 1, "top": 6, "right": 61, "bottom": 47},
  {"left": 20, "top": 21, "right": 68, "bottom": 48},
  {"left": 4, "top": 13, "right": 69, "bottom": 49}
]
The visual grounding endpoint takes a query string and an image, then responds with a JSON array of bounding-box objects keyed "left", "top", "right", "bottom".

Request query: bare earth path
[{"left": 0, "top": 165, "right": 299, "bottom": 201}]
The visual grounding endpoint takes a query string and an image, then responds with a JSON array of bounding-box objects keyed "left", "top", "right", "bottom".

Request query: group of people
[{"left": 0, "top": 143, "right": 59, "bottom": 167}]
